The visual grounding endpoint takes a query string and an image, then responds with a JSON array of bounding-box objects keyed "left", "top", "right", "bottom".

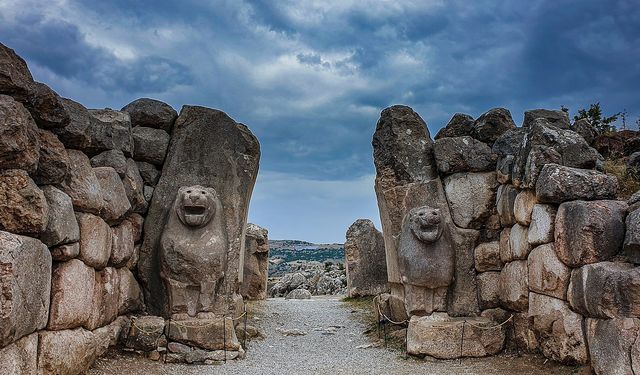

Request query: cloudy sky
[{"left": 1, "top": 0, "right": 638, "bottom": 242}]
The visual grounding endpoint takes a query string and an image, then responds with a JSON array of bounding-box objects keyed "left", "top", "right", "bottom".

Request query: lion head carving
[
  {"left": 174, "top": 185, "right": 219, "bottom": 228},
  {"left": 407, "top": 206, "right": 443, "bottom": 244}
]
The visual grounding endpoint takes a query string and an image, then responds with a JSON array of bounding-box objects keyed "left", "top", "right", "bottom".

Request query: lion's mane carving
[{"left": 159, "top": 185, "right": 228, "bottom": 318}]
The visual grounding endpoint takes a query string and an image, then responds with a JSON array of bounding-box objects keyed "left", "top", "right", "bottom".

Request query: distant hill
[{"left": 268, "top": 240, "right": 345, "bottom": 277}]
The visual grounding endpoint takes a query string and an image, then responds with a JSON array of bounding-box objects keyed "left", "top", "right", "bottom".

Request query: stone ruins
[{"left": 1, "top": 39, "right": 640, "bottom": 375}]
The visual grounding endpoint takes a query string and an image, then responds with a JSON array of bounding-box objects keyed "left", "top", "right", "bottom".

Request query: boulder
[
  {"left": 443, "top": 172, "right": 499, "bottom": 229},
  {"left": 240, "top": 223, "right": 270, "bottom": 300},
  {"left": 143, "top": 185, "right": 154, "bottom": 202},
  {"left": 472, "top": 108, "right": 516, "bottom": 145},
  {"left": 87, "top": 267, "right": 120, "bottom": 330},
  {"left": 528, "top": 243, "right": 570, "bottom": 300},
  {"left": 33, "top": 129, "right": 70, "bottom": 185},
  {"left": 136, "top": 161, "right": 160, "bottom": 186},
  {"left": 76, "top": 212, "right": 112, "bottom": 269},
  {"left": 90, "top": 149, "right": 127, "bottom": 177},
  {"left": 586, "top": 318, "right": 640, "bottom": 375},
  {"left": 125, "top": 316, "right": 165, "bottom": 351},
  {"left": 567, "top": 262, "right": 640, "bottom": 318},
  {"left": 24, "top": 82, "right": 70, "bottom": 129},
  {"left": 52, "top": 98, "right": 93, "bottom": 151},
  {"left": 629, "top": 191, "right": 640, "bottom": 212},
  {"left": 523, "top": 109, "right": 570, "bottom": 129},
  {"left": 285, "top": 289, "right": 312, "bottom": 299},
  {"left": 499, "top": 228, "right": 511, "bottom": 263},
  {"left": 535, "top": 163, "right": 618, "bottom": 203},
  {"left": 433, "top": 136, "right": 497, "bottom": 174},
  {"left": 344, "top": 219, "right": 388, "bottom": 297},
  {"left": 0, "top": 232, "right": 51, "bottom": 347},
  {"left": 512, "top": 120, "right": 601, "bottom": 188},
  {"left": 58, "top": 150, "right": 104, "bottom": 214},
  {"left": 269, "top": 272, "right": 307, "bottom": 297},
  {"left": 167, "top": 317, "right": 240, "bottom": 351},
  {"left": 47, "top": 259, "right": 95, "bottom": 330},
  {"left": 0, "top": 169, "right": 48, "bottom": 235},
  {"left": 492, "top": 128, "right": 525, "bottom": 157},
  {"left": 0, "top": 43, "right": 34, "bottom": 100},
  {"left": 122, "top": 158, "right": 147, "bottom": 214},
  {"left": 434, "top": 113, "right": 474, "bottom": 139},
  {"left": 139, "top": 106, "right": 260, "bottom": 317},
  {"left": 496, "top": 184, "right": 517, "bottom": 227},
  {"left": 0, "top": 95, "right": 40, "bottom": 173},
  {"left": 0, "top": 333, "right": 37, "bottom": 375},
  {"left": 554, "top": 200, "right": 627, "bottom": 267},
  {"left": 624, "top": 208, "right": 640, "bottom": 263},
  {"left": 37, "top": 328, "right": 99, "bottom": 375},
  {"left": 496, "top": 155, "right": 515, "bottom": 184},
  {"left": 93, "top": 316, "right": 130, "bottom": 358},
  {"left": 513, "top": 190, "right": 537, "bottom": 225},
  {"left": 131, "top": 126, "right": 170, "bottom": 165},
  {"left": 95, "top": 166, "right": 131, "bottom": 224},
  {"left": 117, "top": 267, "right": 143, "bottom": 315},
  {"left": 499, "top": 260, "right": 528, "bottom": 311},
  {"left": 88, "top": 108, "right": 134, "bottom": 156},
  {"left": 572, "top": 118, "right": 597, "bottom": 145},
  {"left": 528, "top": 292, "right": 588, "bottom": 364},
  {"left": 508, "top": 224, "right": 532, "bottom": 261},
  {"left": 121, "top": 98, "right": 178, "bottom": 132},
  {"left": 407, "top": 313, "right": 505, "bottom": 359},
  {"left": 40, "top": 185, "right": 79, "bottom": 247},
  {"left": 477, "top": 272, "right": 500, "bottom": 309},
  {"left": 481, "top": 309, "right": 538, "bottom": 353},
  {"left": 50, "top": 242, "right": 80, "bottom": 262},
  {"left": 110, "top": 216, "right": 137, "bottom": 267},
  {"left": 527, "top": 204, "right": 556, "bottom": 246},
  {"left": 474, "top": 241, "right": 502, "bottom": 272}
]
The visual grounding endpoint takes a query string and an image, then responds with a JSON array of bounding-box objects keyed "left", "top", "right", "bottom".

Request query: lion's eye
[
  {"left": 201, "top": 191, "right": 205, "bottom": 194},
  {"left": 186, "top": 190, "right": 192, "bottom": 194}
]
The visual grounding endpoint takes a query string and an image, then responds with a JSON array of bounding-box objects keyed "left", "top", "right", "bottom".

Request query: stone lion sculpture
[
  {"left": 398, "top": 205, "right": 454, "bottom": 316},
  {"left": 160, "top": 185, "right": 228, "bottom": 319}
]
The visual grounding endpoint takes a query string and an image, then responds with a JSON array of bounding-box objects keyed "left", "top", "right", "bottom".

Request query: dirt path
[{"left": 89, "top": 296, "right": 575, "bottom": 375}]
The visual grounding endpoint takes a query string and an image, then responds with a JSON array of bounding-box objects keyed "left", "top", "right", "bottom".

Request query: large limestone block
[
  {"left": 121, "top": 98, "right": 178, "bottom": 132},
  {"left": 477, "top": 272, "right": 500, "bottom": 309},
  {"left": 434, "top": 113, "right": 474, "bottom": 139},
  {"left": 139, "top": 106, "right": 260, "bottom": 317},
  {"left": 624, "top": 208, "right": 640, "bottom": 263},
  {"left": 88, "top": 108, "right": 133, "bottom": 156},
  {"left": 527, "top": 243, "right": 570, "bottom": 300},
  {"left": 443, "top": 172, "right": 499, "bottom": 229},
  {"left": 37, "top": 328, "right": 98, "bottom": 375},
  {"left": 122, "top": 158, "right": 147, "bottom": 214},
  {"left": 0, "top": 333, "right": 37, "bottom": 375},
  {"left": 240, "top": 223, "right": 270, "bottom": 300},
  {"left": 472, "top": 108, "right": 516, "bottom": 145},
  {"left": 474, "top": 241, "right": 502, "bottom": 272},
  {"left": 0, "top": 169, "right": 48, "bottom": 235},
  {"left": 0, "top": 95, "right": 39, "bottom": 172},
  {"left": 407, "top": 314, "right": 505, "bottom": 359},
  {"left": 58, "top": 150, "right": 104, "bottom": 214},
  {"left": 433, "top": 136, "right": 497, "bottom": 174},
  {"left": 508, "top": 224, "right": 532, "bottom": 260},
  {"left": 499, "top": 260, "right": 528, "bottom": 311},
  {"left": 110, "top": 216, "right": 137, "bottom": 267},
  {"left": 125, "top": 316, "right": 165, "bottom": 351},
  {"left": 90, "top": 149, "right": 127, "bottom": 177},
  {"left": 568, "top": 262, "right": 640, "bottom": 318},
  {"left": 535, "top": 163, "right": 618, "bottom": 203},
  {"left": 555, "top": 200, "right": 627, "bottom": 267},
  {"left": 344, "top": 219, "right": 388, "bottom": 297},
  {"left": 167, "top": 317, "right": 240, "bottom": 351},
  {"left": 0, "top": 232, "right": 51, "bottom": 347},
  {"left": 117, "top": 267, "right": 143, "bottom": 315},
  {"left": 496, "top": 184, "right": 517, "bottom": 227},
  {"left": 40, "top": 186, "right": 79, "bottom": 247},
  {"left": 93, "top": 316, "right": 130, "bottom": 358},
  {"left": 586, "top": 318, "right": 640, "bottom": 375},
  {"left": 131, "top": 126, "right": 170, "bottom": 165},
  {"left": 528, "top": 292, "right": 588, "bottom": 365},
  {"left": 48, "top": 259, "right": 96, "bottom": 330},
  {"left": 492, "top": 128, "right": 526, "bottom": 158},
  {"left": 76, "top": 212, "right": 112, "bottom": 269},
  {"left": 513, "top": 190, "right": 537, "bottom": 225},
  {"left": 522, "top": 109, "right": 571, "bottom": 129},
  {"left": 50, "top": 242, "right": 80, "bottom": 262},
  {"left": 33, "top": 129, "right": 70, "bottom": 185},
  {"left": 87, "top": 267, "right": 120, "bottom": 330},
  {"left": 528, "top": 204, "right": 556, "bottom": 246},
  {"left": 95, "top": 166, "right": 131, "bottom": 225}
]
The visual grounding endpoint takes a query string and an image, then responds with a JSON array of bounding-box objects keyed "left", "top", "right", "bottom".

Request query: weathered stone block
[
  {"left": 167, "top": 317, "right": 240, "bottom": 351},
  {"left": 48, "top": 259, "right": 95, "bottom": 330},
  {"left": 50, "top": 242, "right": 80, "bottom": 262},
  {"left": 0, "top": 333, "right": 38, "bottom": 375},
  {"left": 123, "top": 158, "right": 147, "bottom": 214},
  {"left": 345, "top": 219, "right": 388, "bottom": 297},
  {"left": 433, "top": 136, "right": 497, "bottom": 174},
  {"left": 136, "top": 161, "right": 160, "bottom": 186},
  {"left": 40, "top": 186, "right": 79, "bottom": 247},
  {"left": 121, "top": 98, "right": 178, "bottom": 132},
  {"left": 586, "top": 318, "right": 640, "bottom": 375},
  {"left": 527, "top": 243, "right": 570, "bottom": 300},
  {"left": 496, "top": 184, "right": 517, "bottom": 227},
  {"left": 623, "top": 208, "right": 640, "bottom": 263},
  {"left": 87, "top": 267, "right": 120, "bottom": 330},
  {"left": 528, "top": 292, "right": 588, "bottom": 365},
  {"left": 58, "top": 150, "right": 104, "bottom": 215},
  {"left": 76, "top": 212, "right": 112, "bottom": 269},
  {"left": 443, "top": 172, "right": 498, "bottom": 229},
  {"left": 434, "top": 113, "right": 474, "bottom": 140},
  {"left": 33, "top": 129, "right": 70, "bottom": 185},
  {"left": 131, "top": 126, "right": 170, "bottom": 165},
  {"left": 535, "top": 163, "right": 618, "bottom": 203},
  {"left": 241, "top": 223, "right": 270, "bottom": 300},
  {"left": 0, "top": 232, "right": 51, "bottom": 347},
  {"left": 508, "top": 224, "right": 531, "bottom": 260},
  {"left": 0, "top": 170, "right": 48, "bottom": 236},
  {"left": 472, "top": 108, "right": 516, "bottom": 145},
  {"left": 554, "top": 200, "right": 627, "bottom": 267},
  {"left": 95, "top": 166, "right": 131, "bottom": 225},
  {"left": 499, "top": 228, "right": 511, "bottom": 263},
  {"left": 499, "top": 260, "right": 528, "bottom": 311},
  {"left": 90, "top": 149, "right": 127, "bottom": 177},
  {"left": 87, "top": 108, "right": 133, "bottom": 156},
  {"left": 514, "top": 190, "right": 537, "bottom": 225},
  {"left": 125, "top": 316, "right": 165, "bottom": 351},
  {"left": 527, "top": 204, "right": 556, "bottom": 246},
  {"left": 0, "top": 95, "right": 39, "bottom": 173},
  {"left": 110, "top": 217, "right": 136, "bottom": 267},
  {"left": 117, "top": 267, "right": 143, "bottom": 315},
  {"left": 37, "top": 328, "right": 98, "bottom": 375},
  {"left": 477, "top": 272, "right": 500, "bottom": 309},
  {"left": 474, "top": 241, "right": 502, "bottom": 272},
  {"left": 522, "top": 109, "right": 570, "bottom": 129}
]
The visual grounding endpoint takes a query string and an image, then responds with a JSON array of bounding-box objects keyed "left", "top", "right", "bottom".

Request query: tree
[{"left": 574, "top": 102, "right": 620, "bottom": 133}]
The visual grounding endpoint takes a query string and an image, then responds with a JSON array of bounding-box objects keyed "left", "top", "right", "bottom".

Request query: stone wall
[{"left": 374, "top": 105, "right": 640, "bottom": 371}]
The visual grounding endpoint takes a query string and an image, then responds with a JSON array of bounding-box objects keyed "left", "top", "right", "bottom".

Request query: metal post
[{"left": 404, "top": 325, "right": 408, "bottom": 359}]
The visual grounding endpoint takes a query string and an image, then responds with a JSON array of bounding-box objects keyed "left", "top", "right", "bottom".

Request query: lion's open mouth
[{"left": 184, "top": 205, "right": 206, "bottom": 215}]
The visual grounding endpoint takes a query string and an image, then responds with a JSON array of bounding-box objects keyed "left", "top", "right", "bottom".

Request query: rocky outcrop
[
  {"left": 344, "top": 219, "right": 388, "bottom": 297},
  {"left": 240, "top": 223, "right": 270, "bottom": 300}
]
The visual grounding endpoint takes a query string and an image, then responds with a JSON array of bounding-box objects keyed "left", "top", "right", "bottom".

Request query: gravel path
[{"left": 89, "top": 296, "right": 575, "bottom": 375}]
